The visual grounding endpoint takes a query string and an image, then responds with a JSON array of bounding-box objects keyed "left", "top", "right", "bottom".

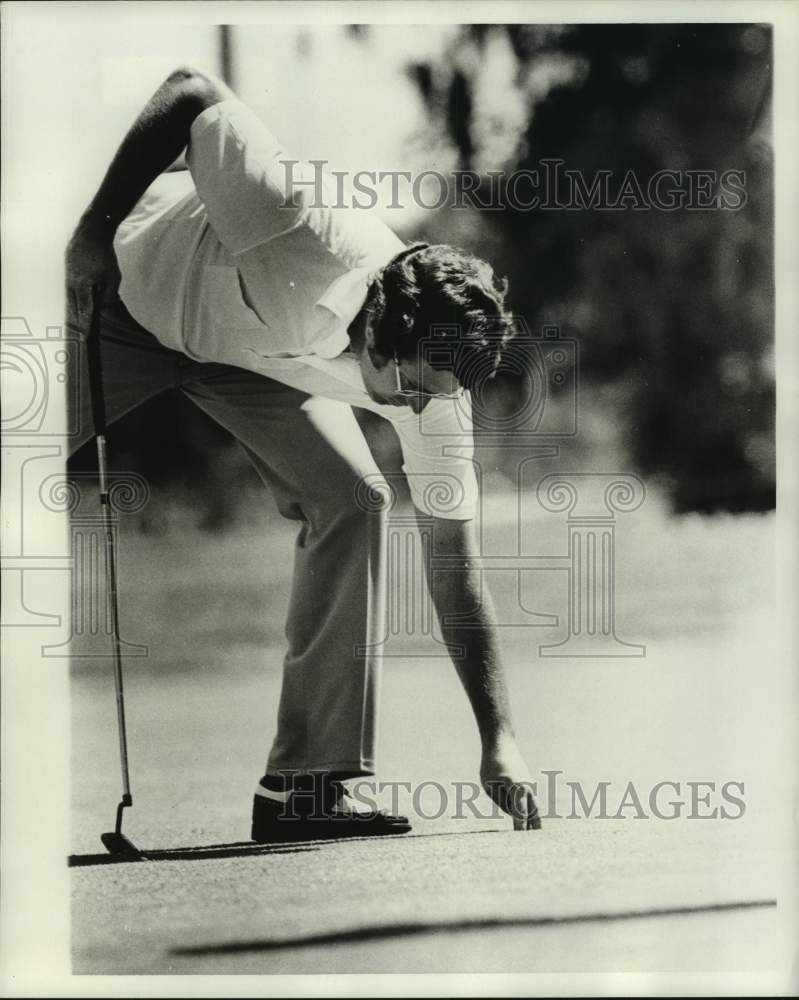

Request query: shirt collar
[{"left": 312, "top": 267, "right": 372, "bottom": 359}]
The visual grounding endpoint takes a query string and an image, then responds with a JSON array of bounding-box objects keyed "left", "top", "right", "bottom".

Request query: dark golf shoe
[{"left": 251, "top": 775, "right": 412, "bottom": 843}]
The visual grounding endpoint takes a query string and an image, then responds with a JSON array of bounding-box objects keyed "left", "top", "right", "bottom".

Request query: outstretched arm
[
  {"left": 66, "top": 66, "right": 233, "bottom": 325},
  {"left": 419, "top": 513, "right": 540, "bottom": 830}
]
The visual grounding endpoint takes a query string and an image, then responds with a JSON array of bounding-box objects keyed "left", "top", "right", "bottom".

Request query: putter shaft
[
  {"left": 88, "top": 286, "right": 136, "bottom": 856},
  {"left": 97, "top": 434, "right": 132, "bottom": 804}
]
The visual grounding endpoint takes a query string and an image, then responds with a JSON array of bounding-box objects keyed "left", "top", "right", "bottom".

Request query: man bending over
[{"left": 65, "top": 67, "right": 540, "bottom": 840}]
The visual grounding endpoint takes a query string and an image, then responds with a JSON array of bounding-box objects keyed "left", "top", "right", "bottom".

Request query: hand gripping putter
[{"left": 87, "top": 285, "right": 141, "bottom": 858}]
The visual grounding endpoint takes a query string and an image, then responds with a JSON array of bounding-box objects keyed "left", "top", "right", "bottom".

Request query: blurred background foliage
[{"left": 69, "top": 22, "right": 774, "bottom": 527}]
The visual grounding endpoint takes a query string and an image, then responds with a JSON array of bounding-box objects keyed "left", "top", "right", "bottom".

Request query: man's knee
[
  {"left": 307, "top": 471, "right": 393, "bottom": 533},
  {"left": 353, "top": 473, "right": 394, "bottom": 517}
]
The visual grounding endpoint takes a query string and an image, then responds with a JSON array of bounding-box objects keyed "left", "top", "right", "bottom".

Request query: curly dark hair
[{"left": 364, "top": 243, "right": 515, "bottom": 392}]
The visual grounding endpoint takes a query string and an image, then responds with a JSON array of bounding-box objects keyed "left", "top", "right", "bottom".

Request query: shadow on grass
[
  {"left": 67, "top": 840, "right": 323, "bottom": 866},
  {"left": 170, "top": 900, "right": 777, "bottom": 956},
  {"left": 68, "top": 828, "right": 502, "bottom": 867}
]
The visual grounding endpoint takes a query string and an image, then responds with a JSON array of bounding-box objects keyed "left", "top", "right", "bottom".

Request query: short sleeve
[
  {"left": 187, "top": 100, "right": 304, "bottom": 255},
  {"left": 391, "top": 395, "right": 479, "bottom": 521}
]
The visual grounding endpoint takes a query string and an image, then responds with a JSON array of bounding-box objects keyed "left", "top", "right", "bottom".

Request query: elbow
[
  {"left": 166, "top": 65, "right": 233, "bottom": 120},
  {"left": 167, "top": 65, "right": 205, "bottom": 85}
]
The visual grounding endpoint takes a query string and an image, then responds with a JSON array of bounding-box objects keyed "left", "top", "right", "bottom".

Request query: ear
[
  {"left": 363, "top": 314, "right": 377, "bottom": 350},
  {"left": 367, "top": 344, "right": 391, "bottom": 371},
  {"left": 363, "top": 318, "right": 390, "bottom": 370}
]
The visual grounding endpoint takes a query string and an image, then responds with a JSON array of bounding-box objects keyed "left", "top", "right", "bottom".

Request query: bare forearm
[
  {"left": 85, "top": 66, "right": 232, "bottom": 226},
  {"left": 420, "top": 515, "right": 515, "bottom": 747},
  {"left": 434, "top": 566, "right": 514, "bottom": 746},
  {"left": 427, "top": 546, "right": 540, "bottom": 829}
]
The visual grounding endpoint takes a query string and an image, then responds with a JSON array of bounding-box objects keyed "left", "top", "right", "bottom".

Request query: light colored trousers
[{"left": 67, "top": 298, "right": 387, "bottom": 778}]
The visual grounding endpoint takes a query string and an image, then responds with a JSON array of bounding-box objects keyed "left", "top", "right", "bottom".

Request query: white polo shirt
[{"left": 113, "top": 100, "right": 478, "bottom": 519}]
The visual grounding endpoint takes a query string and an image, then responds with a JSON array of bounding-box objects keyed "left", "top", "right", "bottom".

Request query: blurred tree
[{"left": 406, "top": 23, "right": 774, "bottom": 512}]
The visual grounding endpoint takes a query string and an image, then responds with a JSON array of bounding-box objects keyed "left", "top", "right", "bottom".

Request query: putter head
[{"left": 100, "top": 831, "right": 141, "bottom": 857}]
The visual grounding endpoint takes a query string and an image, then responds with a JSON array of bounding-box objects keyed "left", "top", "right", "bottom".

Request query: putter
[{"left": 86, "top": 284, "right": 141, "bottom": 858}]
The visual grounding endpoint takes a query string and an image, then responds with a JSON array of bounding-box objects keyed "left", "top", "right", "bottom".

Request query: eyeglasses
[{"left": 393, "top": 353, "right": 465, "bottom": 401}]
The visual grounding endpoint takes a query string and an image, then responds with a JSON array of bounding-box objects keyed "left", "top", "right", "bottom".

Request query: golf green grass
[{"left": 70, "top": 494, "right": 790, "bottom": 975}]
